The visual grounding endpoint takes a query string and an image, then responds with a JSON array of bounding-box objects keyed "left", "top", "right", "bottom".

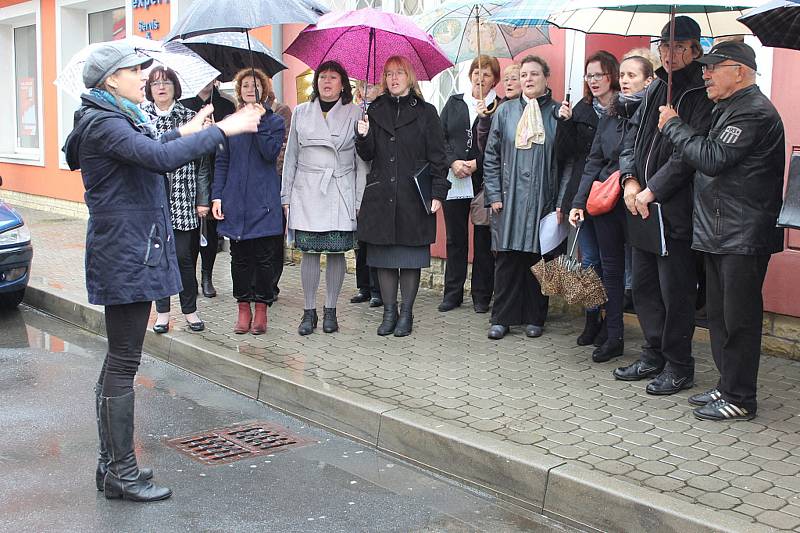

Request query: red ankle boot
[
  {"left": 251, "top": 303, "right": 268, "bottom": 335},
  {"left": 234, "top": 302, "right": 252, "bottom": 334}
]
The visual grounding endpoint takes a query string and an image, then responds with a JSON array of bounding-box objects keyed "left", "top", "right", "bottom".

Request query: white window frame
[
  {"left": 0, "top": 0, "right": 44, "bottom": 166},
  {"left": 56, "top": 0, "right": 127, "bottom": 169}
]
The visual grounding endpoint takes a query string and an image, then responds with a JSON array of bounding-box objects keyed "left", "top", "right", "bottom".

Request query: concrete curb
[{"left": 24, "top": 284, "right": 769, "bottom": 533}]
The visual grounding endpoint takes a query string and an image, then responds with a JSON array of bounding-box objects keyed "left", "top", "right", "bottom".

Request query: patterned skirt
[{"left": 295, "top": 230, "right": 356, "bottom": 253}]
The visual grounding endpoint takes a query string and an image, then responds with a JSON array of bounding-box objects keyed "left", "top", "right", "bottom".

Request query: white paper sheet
[
  {"left": 446, "top": 170, "right": 474, "bottom": 200},
  {"left": 539, "top": 211, "right": 569, "bottom": 255}
]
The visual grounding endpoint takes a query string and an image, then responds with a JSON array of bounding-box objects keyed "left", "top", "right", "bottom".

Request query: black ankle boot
[
  {"left": 394, "top": 305, "right": 413, "bottom": 337},
  {"left": 298, "top": 309, "right": 318, "bottom": 336},
  {"left": 377, "top": 304, "right": 399, "bottom": 336},
  {"left": 577, "top": 309, "right": 602, "bottom": 345},
  {"left": 95, "top": 385, "right": 151, "bottom": 491},
  {"left": 101, "top": 392, "right": 171, "bottom": 502},
  {"left": 322, "top": 307, "right": 338, "bottom": 333},
  {"left": 592, "top": 338, "right": 624, "bottom": 363},
  {"left": 201, "top": 270, "right": 216, "bottom": 298},
  {"left": 593, "top": 318, "right": 608, "bottom": 347}
]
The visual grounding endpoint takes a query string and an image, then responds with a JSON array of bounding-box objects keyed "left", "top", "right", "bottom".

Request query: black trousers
[
  {"left": 706, "top": 253, "right": 770, "bottom": 412},
  {"left": 355, "top": 241, "right": 380, "bottom": 298},
  {"left": 270, "top": 211, "right": 287, "bottom": 298},
  {"left": 100, "top": 301, "right": 151, "bottom": 397},
  {"left": 156, "top": 228, "right": 200, "bottom": 314},
  {"left": 230, "top": 235, "right": 282, "bottom": 304},
  {"left": 442, "top": 198, "right": 494, "bottom": 305},
  {"left": 199, "top": 216, "right": 218, "bottom": 274},
  {"left": 632, "top": 237, "right": 697, "bottom": 376},
  {"left": 593, "top": 202, "right": 626, "bottom": 340},
  {"left": 492, "top": 250, "right": 549, "bottom": 327}
]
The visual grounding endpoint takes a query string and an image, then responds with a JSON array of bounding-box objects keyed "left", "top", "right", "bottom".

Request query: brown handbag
[
  {"left": 470, "top": 189, "right": 491, "bottom": 226},
  {"left": 586, "top": 170, "right": 622, "bottom": 216}
]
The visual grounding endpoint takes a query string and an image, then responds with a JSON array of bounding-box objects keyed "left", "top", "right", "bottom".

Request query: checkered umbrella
[
  {"left": 488, "top": 0, "right": 569, "bottom": 27},
  {"left": 738, "top": 0, "right": 800, "bottom": 50}
]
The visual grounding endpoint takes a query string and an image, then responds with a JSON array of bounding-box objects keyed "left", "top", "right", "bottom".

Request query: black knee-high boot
[
  {"left": 100, "top": 392, "right": 171, "bottom": 501},
  {"left": 95, "top": 384, "right": 152, "bottom": 490}
]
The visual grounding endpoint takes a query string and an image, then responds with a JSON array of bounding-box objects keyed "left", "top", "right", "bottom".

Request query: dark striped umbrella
[{"left": 738, "top": 0, "right": 800, "bottom": 50}]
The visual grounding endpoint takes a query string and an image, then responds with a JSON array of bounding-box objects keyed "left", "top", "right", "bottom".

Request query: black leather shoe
[
  {"left": 322, "top": 307, "right": 338, "bottom": 333},
  {"left": 298, "top": 309, "right": 318, "bottom": 336},
  {"left": 369, "top": 297, "right": 383, "bottom": 308},
  {"left": 377, "top": 304, "right": 399, "bottom": 336},
  {"left": 152, "top": 323, "right": 169, "bottom": 334},
  {"left": 437, "top": 300, "right": 462, "bottom": 312},
  {"left": 525, "top": 325, "right": 543, "bottom": 338},
  {"left": 187, "top": 320, "right": 205, "bottom": 332},
  {"left": 688, "top": 388, "right": 722, "bottom": 407},
  {"left": 201, "top": 271, "right": 217, "bottom": 298},
  {"left": 473, "top": 301, "right": 490, "bottom": 314},
  {"left": 488, "top": 325, "right": 509, "bottom": 340},
  {"left": 394, "top": 305, "right": 413, "bottom": 337},
  {"left": 614, "top": 360, "right": 663, "bottom": 381},
  {"left": 592, "top": 338, "right": 624, "bottom": 363},
  {"left": 646, "top": 371, "right": 694, "bottom": 396},
  {"left": 350, "top": 289, "right": 370, "bottom": 304},
  {"left": 693, "top": 398, "right": 755, "bottom": 421}
]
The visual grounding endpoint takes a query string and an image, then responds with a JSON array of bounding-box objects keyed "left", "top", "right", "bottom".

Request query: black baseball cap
[
  {"left": 658, "top": 16, "right": 701, "bottom": 42},
  {"left": 696, "top": 41, "right": 757, "bottom": 71}
]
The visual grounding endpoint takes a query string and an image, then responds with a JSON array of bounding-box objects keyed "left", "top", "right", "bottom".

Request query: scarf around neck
[
  {"left": 515, "top": 93, "right": 546, "bottom": 149},
  {"left": 91, "top": 88, "right": 149, "bottom": 125}
]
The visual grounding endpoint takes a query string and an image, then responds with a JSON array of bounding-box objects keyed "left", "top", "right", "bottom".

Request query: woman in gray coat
[
  {"left": 282, "top": 61, "right": 368, "bottom": 335},
  {"left": 483, "top": 55, "right": 569, "bottom": 340}
]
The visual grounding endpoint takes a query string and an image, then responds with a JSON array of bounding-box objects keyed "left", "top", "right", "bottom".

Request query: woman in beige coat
[{"left": 282, "top": 60, "right": 368, "bottom": 335}]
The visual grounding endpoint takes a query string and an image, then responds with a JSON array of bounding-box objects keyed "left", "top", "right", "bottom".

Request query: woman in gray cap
[{"left": 63, "top": 41, "right": 261, "bottom": 502}]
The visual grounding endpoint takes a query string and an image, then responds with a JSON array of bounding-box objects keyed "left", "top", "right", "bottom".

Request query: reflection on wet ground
[{"left": 0, "top": 307, "right": 580, "bottom": 533}]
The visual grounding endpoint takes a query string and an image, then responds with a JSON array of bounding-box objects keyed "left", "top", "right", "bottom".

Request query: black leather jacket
[
  {"left": 619, "top": 63, "right": 714, "bottom": 241},
  {"left": 662, "top": 84, "right": 785, "bottom": 255}
]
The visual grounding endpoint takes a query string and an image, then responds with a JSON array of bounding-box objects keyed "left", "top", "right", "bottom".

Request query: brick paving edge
[{"left": 23, "top": 283, "right": 770, "bottom": 533}]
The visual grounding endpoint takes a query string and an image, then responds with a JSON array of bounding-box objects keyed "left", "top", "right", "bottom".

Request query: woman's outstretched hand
[
  {"left": 179, "top": 104, "right": 215, "bottom": 137},
  {"left": 216, "top": 106, "right": 262, "bottom": 137}
]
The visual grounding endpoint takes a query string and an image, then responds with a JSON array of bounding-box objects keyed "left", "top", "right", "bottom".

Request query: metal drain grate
[{"left": 166, "top": 421, "right": 312, "bottom": 465}]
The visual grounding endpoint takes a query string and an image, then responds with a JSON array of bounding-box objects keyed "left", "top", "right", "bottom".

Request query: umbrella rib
[
  {"left": 404, "top": 33, "right": 433, "bottom": 79},
  {"left": 451, "top": 4, "right": 477, "bottom": 65}
]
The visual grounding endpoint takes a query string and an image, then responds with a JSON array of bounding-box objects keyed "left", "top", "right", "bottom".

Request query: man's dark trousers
[
  {"left": 705, "top": 253, "right": 770, "bottom": 413},
  {"left": 632, "top": 236, "right": 697, "bottom": 377}
]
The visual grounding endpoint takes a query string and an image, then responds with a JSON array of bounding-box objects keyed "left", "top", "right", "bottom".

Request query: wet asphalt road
[{"left": 0, "top": 307, "right": 579, "bottom": 533}]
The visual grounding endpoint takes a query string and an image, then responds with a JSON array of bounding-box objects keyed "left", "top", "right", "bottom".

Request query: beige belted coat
[{"left": 281, "top": 99, "right": 368, "bottom": 232}]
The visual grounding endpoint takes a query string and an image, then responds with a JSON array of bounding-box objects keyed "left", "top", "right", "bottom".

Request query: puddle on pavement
[{"left": 0, "top": 309, "right": 83, "bottom": 354}]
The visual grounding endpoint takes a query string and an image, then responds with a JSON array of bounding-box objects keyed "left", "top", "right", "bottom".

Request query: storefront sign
[{"left": 132, "top": 0, "right": 170, "bottom": 40}]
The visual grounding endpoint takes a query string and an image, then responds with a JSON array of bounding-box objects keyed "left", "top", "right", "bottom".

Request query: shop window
[
  {"left": 88, "top": 6, "right": 125, "bottom": 43},
  {"left": 13, "top": 24, "right": 38, "bottom": 151}
]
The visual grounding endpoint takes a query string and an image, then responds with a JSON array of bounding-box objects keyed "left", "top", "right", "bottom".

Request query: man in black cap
[
  {"left": 614, "top": 16, "right": 714, "bottom": 395},
  {"left": 658, "top": 41, "right": 785, "bottom": 421}
]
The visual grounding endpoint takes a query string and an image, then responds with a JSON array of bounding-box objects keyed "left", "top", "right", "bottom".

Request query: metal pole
[{"left": 667, "top": 5, "right": 676, "bottom": 105}]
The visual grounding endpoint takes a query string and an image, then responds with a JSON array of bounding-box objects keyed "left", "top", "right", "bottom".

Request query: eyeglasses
[
  {"left": 584, "top": 73, "right": 609, "bottom": 82},
  {"left": 150, "top": 81, "right": 174, "bottom": 88},
  {"left": 701, "top": 63, "right": 742, "bottom": 73},
  {"left": 657, "top": 43, "right": 689, "bottom": 54}
]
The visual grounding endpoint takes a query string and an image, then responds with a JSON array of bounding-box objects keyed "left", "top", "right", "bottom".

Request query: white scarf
[
  {"left": 463, "top": 88, "right": 497, "bottom": 127},
  {"left": 515, "top": 93, "right": 546, "bottom": 149}
]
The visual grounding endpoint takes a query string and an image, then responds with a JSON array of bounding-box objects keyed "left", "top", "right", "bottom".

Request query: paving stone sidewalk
[{"left": 18, "top": 206, "right": 800, "bottom": 531}]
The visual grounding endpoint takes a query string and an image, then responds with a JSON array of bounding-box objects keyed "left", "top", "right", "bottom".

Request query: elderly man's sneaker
[
  {"left": 646, "top": 371, "right": 694, "bottom": 395},
  {"left": 694, "top": 398, "right": 755, "bottom": 421},
  {"left": 688, "top": 388, "right": 722, "bottom": 407},
  {"left": 613, "top": 360, "right": 662, "bottom": 381}
]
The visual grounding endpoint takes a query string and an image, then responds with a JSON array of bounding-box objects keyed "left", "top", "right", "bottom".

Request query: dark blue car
[{"left": 0, "top": 176, "right": 33, "bottom": 309}]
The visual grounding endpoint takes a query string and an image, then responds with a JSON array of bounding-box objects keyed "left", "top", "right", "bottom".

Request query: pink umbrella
[{"left": 284, "top": 8, "right": 454, "bottom": 84}]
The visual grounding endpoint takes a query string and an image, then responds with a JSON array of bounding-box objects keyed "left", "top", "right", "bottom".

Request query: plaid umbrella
[
  {"left": 738, "top": 0, "right": 800, "bottom": 50},
  {"left": 488, "top": 0, "right": 569, "bottom": 27}
]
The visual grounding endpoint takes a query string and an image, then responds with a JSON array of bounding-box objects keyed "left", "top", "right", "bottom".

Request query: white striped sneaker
[
  {"left": 693, "top": 398, "right": 755, "bottom": 421},
  {"left": 688, "top": 388, "right": 722, "bottom": 407}
]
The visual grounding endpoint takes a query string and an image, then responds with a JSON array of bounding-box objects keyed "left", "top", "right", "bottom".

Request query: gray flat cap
[{"left": 82, "top": 42, "right": 153, "bottom": 89}]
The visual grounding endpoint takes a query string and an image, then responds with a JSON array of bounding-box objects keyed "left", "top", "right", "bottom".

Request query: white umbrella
[{"left": 55, "top": 36, "right": 221, "bottom": 100}]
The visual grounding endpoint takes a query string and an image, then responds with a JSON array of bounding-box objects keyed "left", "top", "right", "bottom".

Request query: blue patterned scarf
[{"left": 90, "top": 88, "right": 149, "bottom": 125}]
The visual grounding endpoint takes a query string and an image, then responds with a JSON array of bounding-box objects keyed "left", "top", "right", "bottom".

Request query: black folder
[
  {"left": 412, "top": 162, "right": 434, "bottom": 215},
  {"left": 777, "top": 153, "right": 800, "bottom": 230},
  {"left": 627, "top": 202, "right": 668, "bottom": 256}
]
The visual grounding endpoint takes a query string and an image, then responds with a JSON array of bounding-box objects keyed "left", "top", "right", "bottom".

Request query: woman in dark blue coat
[
  {"left": 211, "top": 68, "right": 286, "bottom": 336},
  {"left": 63, "top": 42, "right": 260, "bottom": 502}
]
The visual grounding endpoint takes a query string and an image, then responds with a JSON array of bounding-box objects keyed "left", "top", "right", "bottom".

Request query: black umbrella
[
  {"left": 738, "top": 0, "right": 800, "bottom": 50},
  {"left": 180, "top": 32, "right": 287, "bottom": 82},
  {"left": 164, "top": 0, "right": 328, "bottom": 101}
]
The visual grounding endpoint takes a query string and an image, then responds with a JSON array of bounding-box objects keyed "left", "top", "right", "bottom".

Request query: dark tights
[
  {"left": 376, "top": 268, "right": 421, "bottom": 309},
  {"left": 99, "top": 301, "right": 151, "bottom": 397}
]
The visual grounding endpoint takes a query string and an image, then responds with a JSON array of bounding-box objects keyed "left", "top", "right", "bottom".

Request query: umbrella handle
[{"left": 666, "top": 6, "right": 675, "bottom": 106}]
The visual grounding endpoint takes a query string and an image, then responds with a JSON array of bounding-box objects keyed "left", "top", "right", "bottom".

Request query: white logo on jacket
[{"left": 719, "top": 125, "right": 742, "bottom": 144}]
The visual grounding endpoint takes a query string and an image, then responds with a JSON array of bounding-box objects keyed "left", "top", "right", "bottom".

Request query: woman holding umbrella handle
[{"left": 62, "top": 41, "right": 261, "bottom": 503}]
